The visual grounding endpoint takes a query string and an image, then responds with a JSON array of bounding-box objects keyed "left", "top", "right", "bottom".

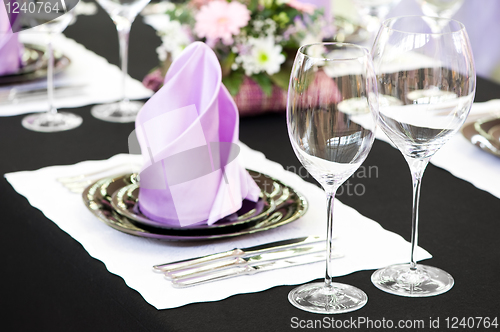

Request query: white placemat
[
  {"left": 5, "top": 144, "right": 431, "bottom": 309},
  {"left": 0, "top": 32, "right": 153, "bottom": 116},
  {"left": 376, "top": 99, "right": 500, "bottom": 200}
]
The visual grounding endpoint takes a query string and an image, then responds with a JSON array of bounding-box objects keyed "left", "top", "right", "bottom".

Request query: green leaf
[
  {"left": 248, "top": 0, "right": 259, "bottom": 12},
  {"left": 270, "top": 67, "right": 291, "bottom": 92},
  {"left": 220, "top": 52, "right": 236, "bottom": 77},
  {"left": 252, "top": 73, "right": 273, "bottom": 97},
  {"left": 222, "top": 71, "right": 245, "bottom": 96}
]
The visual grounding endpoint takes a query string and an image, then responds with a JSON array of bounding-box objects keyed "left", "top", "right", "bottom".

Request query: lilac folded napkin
[
  {"left": 135, "top": 42, "right": 261, "bottom": 227},
  {"left": 0, "top": 3, "right": 22, "bottom": 76}
]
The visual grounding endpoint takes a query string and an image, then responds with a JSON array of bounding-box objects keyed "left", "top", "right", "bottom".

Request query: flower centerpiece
[{"left": 143, "top": 0, "right": 338, "bottom": 115}]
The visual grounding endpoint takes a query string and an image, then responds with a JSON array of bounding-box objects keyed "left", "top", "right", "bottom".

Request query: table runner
[{"left": 0, "top": 32, "right": 152, "bottom": 116}]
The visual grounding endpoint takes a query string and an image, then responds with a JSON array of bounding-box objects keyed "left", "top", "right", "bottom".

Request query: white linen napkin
[
  {"left": 5, "top": 144, "right": 431, "bottom": 309},
  {"left": 376, "top": 99, "right": 500, "bottom": 200},
  {"left": 0, "top": 32, "right": 153, "bottom": 116}
]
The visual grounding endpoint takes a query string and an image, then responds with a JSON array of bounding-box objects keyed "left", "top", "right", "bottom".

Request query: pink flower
[
  {"left": 287, "top": 0, "right": 316, "bottom": 14},
  {"left": 189, "top": 0, "right": 214, "bottom": 9},
  {"left": 194, "top": 1, "right": 251, "bottom": 45},
  {"left": 142, "top": 69, "right": 164, "bottom": 92}
]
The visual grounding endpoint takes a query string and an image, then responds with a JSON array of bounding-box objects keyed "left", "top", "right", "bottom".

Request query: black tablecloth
[{"left": 1, "top": 5, "right": 499, "bottom": 332}]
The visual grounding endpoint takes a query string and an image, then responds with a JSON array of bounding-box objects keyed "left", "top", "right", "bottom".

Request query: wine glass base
[
  {"left": 22, "top": 112, "right": 82, "bottom": 132},
  {"left": 288, "top": 282, "right": 368, "bottom": 314},
  {"left": 91, "top": 101, "right": 144, "bottom": 123},
  {"left": 371, "top": 263, "right": 454, "bottom": 297}
]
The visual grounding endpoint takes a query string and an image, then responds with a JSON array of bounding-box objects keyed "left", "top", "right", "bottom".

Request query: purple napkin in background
[
  {"left": 0, "top": 3, "right": 22, "bottom": 76},
  {"left": 135, "top": 42, "right": 261, "bottom": 227}
]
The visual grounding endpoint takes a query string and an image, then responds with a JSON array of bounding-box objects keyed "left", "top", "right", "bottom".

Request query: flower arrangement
[{"left": 143, "top": 0, "right": 339, "bottom": 113}]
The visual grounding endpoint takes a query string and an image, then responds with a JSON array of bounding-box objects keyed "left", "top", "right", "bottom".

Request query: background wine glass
[
  {"left": 286, "top": 42, "right": 378, "bottom": 314},
  {"left": 370, "top": 16, "right": 475, "bottom": 297},
  {"left": 22, "top": 10, "right": 82, "bottom": 132},
  {"left": 416, "top": 0, "right": 464, "bottom": 32},
  {"left": 416, "top": 0, "right": 464, "bottom": 18},
  {"left": 91, "top": 0, "right": 151, "bottom": 123},
  {"left": 352, "top": 0, "right": 401, "bottom": 45}
]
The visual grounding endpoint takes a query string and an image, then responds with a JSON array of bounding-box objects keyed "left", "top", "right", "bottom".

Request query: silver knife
[
  {"left": 153, "top": 235, "right": 326, "bottom": 272},
  {"left": 171, "top": 251, "right": 339, "bottom": 288},
  {"left": 164, "top": 240, "right": 328, "bottom": 280}
]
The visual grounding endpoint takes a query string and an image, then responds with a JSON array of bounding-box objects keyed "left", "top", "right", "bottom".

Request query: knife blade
[
  {"left": 153, "top": 235, "right": 326, "bottom": 272},
  {"left": 164, "top": 240, "right": 328, "bottom": 280},
  {"left": 171, "top": 251, "right": 339, "bottom": 288}
]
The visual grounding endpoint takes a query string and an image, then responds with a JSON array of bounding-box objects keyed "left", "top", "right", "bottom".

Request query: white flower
[
  {"left": 263, "top": 18, "right": 277, "bottom": 36},
  {"left": 153, "top": 17, "right": 192, "bottom": 61},
  {"left": 252, "top": 20, "right": 265, "bottom": 33},
  {"left": 236, "top": 37, "right": 285, "bottom": 76}
]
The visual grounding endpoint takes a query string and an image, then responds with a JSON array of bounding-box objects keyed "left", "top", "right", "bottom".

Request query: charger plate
[{"left": 82, "top": 170, "right": 307, "bottom": 241}]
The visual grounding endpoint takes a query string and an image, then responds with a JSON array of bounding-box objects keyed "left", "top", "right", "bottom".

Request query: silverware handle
[
  {"left": 153, "top": 249, "right": 244, "bottom": 272},
  {"left": 165, "top": 258, "right": 247, "bottom": 280},
  {"left": 171, "top": 265, "right": 255, "bottom": 287}
]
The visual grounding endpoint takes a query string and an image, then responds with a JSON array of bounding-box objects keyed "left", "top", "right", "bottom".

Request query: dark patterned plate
[
  {"left": 82, "top": 171, "right": 308, "bottom": 241},
  {"left": 0, "top": 44, "right": 70, "bottom": 85},
  {"left": 461, "top": 117, "right": 500, "bottom": 158}
]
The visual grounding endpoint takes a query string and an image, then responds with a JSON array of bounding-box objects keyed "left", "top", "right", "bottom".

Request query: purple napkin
[
  {"left": 135, "top": 42, "right": 261, "bottom": 227},
  {"left": 0, "top": 3, "right": 22, "bottom": 76}
]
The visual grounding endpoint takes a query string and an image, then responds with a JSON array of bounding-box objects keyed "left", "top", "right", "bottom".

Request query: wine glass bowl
[
  {"left": 416, "top": 0, "right": 464, "bottom": 19},
  {"left": 352, "top": 0, "right": 401, "bottom": 44},
  {"left": 416, "top": 0, "right": 464, "bottom": 33},
  {"left": 370, "top": 16, "right": 475, "bottom": 297},
  {"left": 96, "top": 0, "right": 150, "bottom": 22},
  {"left": 287, "top": 43, "right": 378, "bottom": 314},
  {"left": 91, "top": 0, "right": 151, "bottom": 123}
]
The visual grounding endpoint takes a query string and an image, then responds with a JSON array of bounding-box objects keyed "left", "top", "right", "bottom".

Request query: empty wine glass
[
  {"left": 22, "top": 10, "right": 82, "bottom": 132},
  {"left": 416, "top": 0, "right": 464, "bottom": 32},
  {"left": 286, "top": 43, "right": 378, "bottom": 314},
  {"left": 91, "top": 0, "right": 150, "bottom": 123},
  {"left": 416, "top": 0, "right": 464, "bottom": 18},
  {"left": 370, "top": 16, "right": 475, "bottom": 297},
  {"left": 352, "top": 0, "right": 401, "bottom": 45}
]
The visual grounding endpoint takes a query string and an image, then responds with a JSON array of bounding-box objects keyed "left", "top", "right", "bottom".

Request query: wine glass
[
  {"left": 352, "top": 0, "right": 401, "bottom": 45},
  {"left": 370, "top": 16, "right": 475, "bottom": 297},
  {"left": 91, "top": 0, "right": 151, "bottom": 123},
  {"left": 416, "top": 0, "right": 464, "bottom": 18},
  {"left": 416, "top": 0, "right": 464, "bottom": 32},
  {"left": 22, "top": 10, "right": 82, "bottom": 132},
  {"left": 286, "top": 42, "right": 378, "bottom": 314}
]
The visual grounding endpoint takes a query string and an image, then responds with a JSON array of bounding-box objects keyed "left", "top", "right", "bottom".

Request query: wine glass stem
[
  {"left": 46, "top": 32, "right": 56, "bottom": 115},
  {"left": 116, "top": 20, "right": 132, "bottom": 104},
  {"left": 406, "top": 157, "right": 430, "bottom": 270},
  {"left": 325, "top": 191, "right": 338, "bottom": 289}
]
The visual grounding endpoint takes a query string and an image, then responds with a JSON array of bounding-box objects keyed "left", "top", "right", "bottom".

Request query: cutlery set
[
  {"left": 153, "top": 236, "right": 343, "bottom": 287},
  {"left": 57, "top": 164, "right": 141, "bottom": 193}
]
